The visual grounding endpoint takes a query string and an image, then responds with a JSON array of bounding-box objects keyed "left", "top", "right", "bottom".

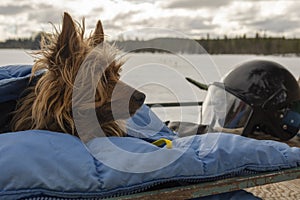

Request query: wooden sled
[{"left": 110, "top": 167, "right": 300, "bottom": 199}]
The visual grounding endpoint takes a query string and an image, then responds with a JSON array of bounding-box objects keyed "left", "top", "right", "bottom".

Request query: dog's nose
[{"left": 133, "top": 91, "right": 146, "bottom": 103}]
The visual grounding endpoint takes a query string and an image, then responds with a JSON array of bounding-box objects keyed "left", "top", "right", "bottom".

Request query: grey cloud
[
  {"left": 97, "top": 10, "right": 142, "bottom": 32},
  {"left": 111, "top": 10, "right": 140, "bottom": 22},
  {"left": 88, "top": 7, "right": 106, "bottom": 29},
  {"left": 87, "top": 8, "right": 126, "bottom": 31},
  {"left": 132, "top": 16, "right": 215, "bottom": 30},
  {"left": 0, "top": 5, "right": 32, "bottom": 15},
  {"left": 114, "top": 15, "right": 216, "bottom": 39},
  {"left": 34, "top": 3, "right": 57, "bottom": 10},
  {"left": 248, "top": 16, "right": 299, "bottom": 33},
  {"left": 124, "top": 0, "right": 158, "bottom": 3},
  {"left": 28, "top": 6, "right": 64, "bottom": 24},
  {"left": 285, "top": 3, "right": 300, "bottom": 18},
  {"left": 188, "top": 19, "right": 216, "bottom": 30},
  {"left": 94, "top": 14, "right": 215, "bottom": 39},
  {"left": 101, "top": 23, "right": 124, "bottom": 35},
  {"left": 102, "top": 23, "right": 122, "bottom": 30},
  {"left": 226, "top": 5, "right": 261, "bottom": 24},
  {"left": 86, "top": 21, "right": 123, "bottom": 33},
  {"left": 91, "top": 7, "right": 104, "bottom": 14},
  {"left": 162, "top": 0, "right": 232, "bottom": 9}
]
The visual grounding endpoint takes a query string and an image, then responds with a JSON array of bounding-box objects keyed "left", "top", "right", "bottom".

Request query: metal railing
[{"left": 146, "top": 101, "right": 203, "bottom": 108}]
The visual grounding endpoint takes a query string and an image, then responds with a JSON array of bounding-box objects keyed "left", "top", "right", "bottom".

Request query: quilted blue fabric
[
  {"left": 0, "top": 129, "right": 299, "bottom": 199},
  {"left": 126, "top": 104, "right": 177, "bottom": 140},
  {"left": 0, "top": 65, "right": 32, "bottom": 103},
  {"left": 0, "top": 65, "right": 299, "bottom": 200}
]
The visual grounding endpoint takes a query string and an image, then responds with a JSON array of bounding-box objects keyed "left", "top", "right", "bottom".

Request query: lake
[{"left": 1, "top": 49, "right": 299, "bottom": 123}]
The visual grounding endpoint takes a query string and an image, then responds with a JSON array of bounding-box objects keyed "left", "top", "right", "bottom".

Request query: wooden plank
[{"left": 109, "top": 167, "right": 300, "bottom": 200}]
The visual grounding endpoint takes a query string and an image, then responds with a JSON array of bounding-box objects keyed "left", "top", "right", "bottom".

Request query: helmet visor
[{"left": 202, "top": 84, "right": 252, "bottom": 133}]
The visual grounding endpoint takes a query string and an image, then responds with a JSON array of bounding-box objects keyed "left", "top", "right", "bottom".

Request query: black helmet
[{"left": 202, "top": 60, "right": 300, "bottom": 140}]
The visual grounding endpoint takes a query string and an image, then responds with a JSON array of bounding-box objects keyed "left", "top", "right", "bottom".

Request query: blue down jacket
[
  {"left": 2, "top": 125, "right": 300, "bottom": 199},
  {"left": 1, "top": 65, "right": 300, "bottom": 199},
  {"left": 0, "top": 65, "right": 32, "bottom": 103}
]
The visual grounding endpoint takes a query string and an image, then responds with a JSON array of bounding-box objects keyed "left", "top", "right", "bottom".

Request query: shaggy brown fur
[{"left": 10, "top": 12, "right": 145, "bottom": 140}]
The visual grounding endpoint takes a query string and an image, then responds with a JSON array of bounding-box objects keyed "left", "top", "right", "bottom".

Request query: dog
[{"left": 10, "top": 12, "right": 145, "bottom": 141}]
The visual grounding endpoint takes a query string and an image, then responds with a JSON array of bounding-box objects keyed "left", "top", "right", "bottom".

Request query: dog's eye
[{"left": 118, "top": 68, "right": 122, "bottom": 74}]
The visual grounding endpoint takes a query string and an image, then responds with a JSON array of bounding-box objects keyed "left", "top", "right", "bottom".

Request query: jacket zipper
[{"left": 22, "top": 169, "right": 258, "bottom": 200}]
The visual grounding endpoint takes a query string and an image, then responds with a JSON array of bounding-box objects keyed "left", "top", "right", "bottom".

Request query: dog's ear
[
  {"left": 91, "top": 20, "right": 104, "bottom": 46},
  {"left": 56, "top": 12, "right": 80, "bottom": 59}
]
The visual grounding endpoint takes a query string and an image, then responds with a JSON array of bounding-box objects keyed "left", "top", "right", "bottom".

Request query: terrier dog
[{"left": 10, "top": 12, "right": 145, "bottom": 140}]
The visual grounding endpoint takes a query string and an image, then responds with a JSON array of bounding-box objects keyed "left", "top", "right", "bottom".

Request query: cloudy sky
[{"left": 0, "top": 0, "right": 300, "bottom": 41}]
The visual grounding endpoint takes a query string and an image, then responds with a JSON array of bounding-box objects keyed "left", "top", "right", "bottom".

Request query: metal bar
[
  {"left": 146, "top": 101, "right": 203, "bottom": 107},
  {"left": 109, "top": 167, "right": 300, "bottom": 200}
]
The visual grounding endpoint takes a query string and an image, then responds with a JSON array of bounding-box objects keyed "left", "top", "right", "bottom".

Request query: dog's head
[{"left": 27, "top": 12, "right": 145, "bottom": 137}]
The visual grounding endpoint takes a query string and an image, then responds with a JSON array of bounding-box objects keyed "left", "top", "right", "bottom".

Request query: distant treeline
[
  {"left": 1, "top": 32, "right": 300, "bottom": 55},
  {"left": 197, "top": 37, "right": 300, "bottom": 55},
  {"left": 0, "top": 33, "right": 41, "bottom": 50}
]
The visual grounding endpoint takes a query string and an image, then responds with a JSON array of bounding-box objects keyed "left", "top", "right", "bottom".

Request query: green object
[{"left": 186, "top": 77, "right": 208, "bottom": 90}]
